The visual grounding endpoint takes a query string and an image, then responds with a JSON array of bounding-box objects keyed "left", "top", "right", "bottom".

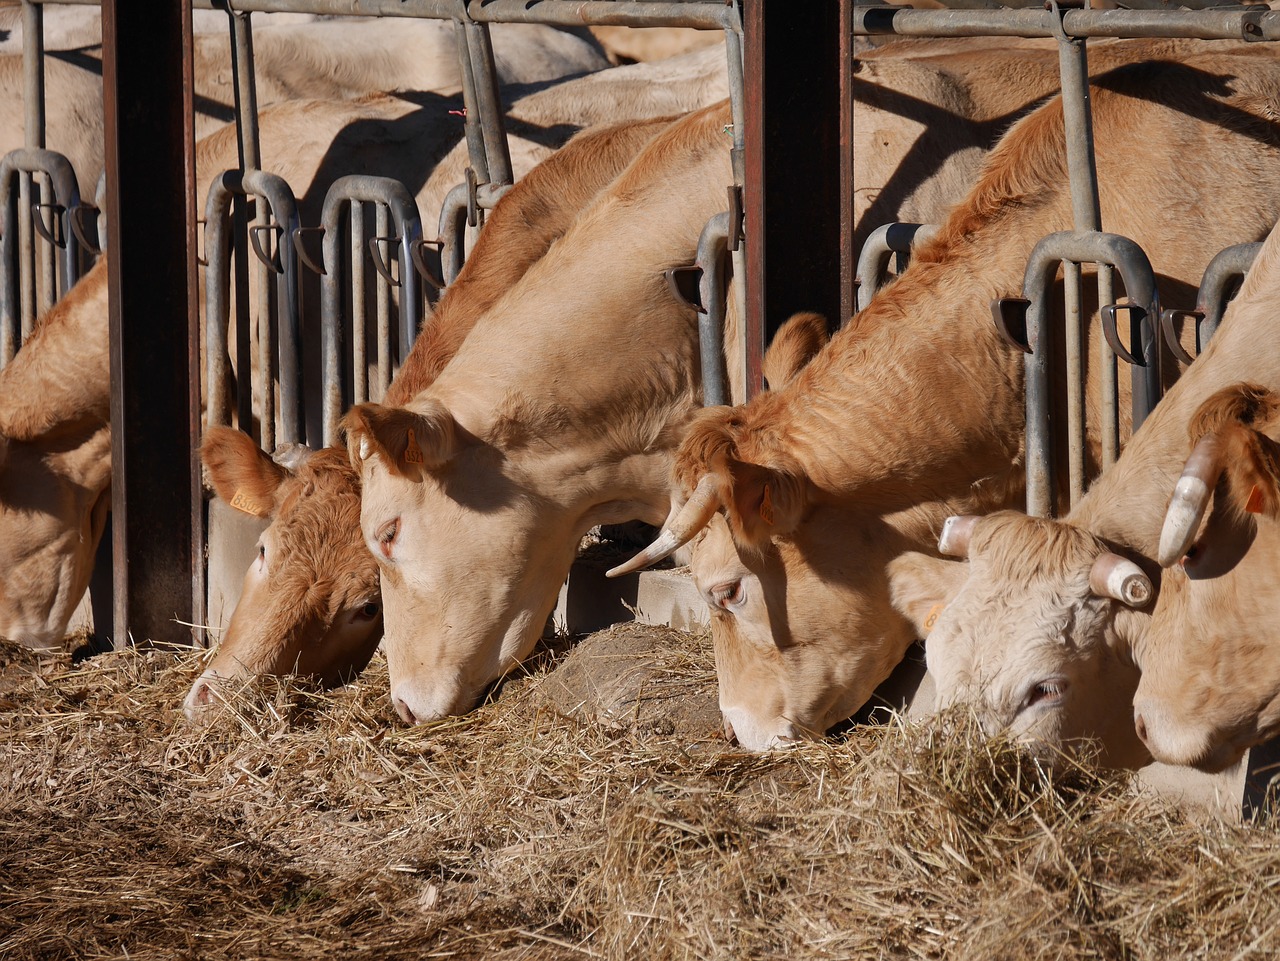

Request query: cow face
[
  {"left": 889, "top": 512, "right": 1152, "bottom": 768},
  {"left": 1133, "top": 386, "right": 1280, "bottom": 771},
  {"left": 185, "top": 428, "right": 382, "bottom": 720},
  {"left": 0, "top": 426, "right": 111, "bottom": 648},
  {"left": 693, "top": 507, "right": 924, "bottom": 750}
]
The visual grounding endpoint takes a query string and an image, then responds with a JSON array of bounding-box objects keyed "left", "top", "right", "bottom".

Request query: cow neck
[
  {"left": 424, "top": 103, "right": 733, "bottom": 459},
  {"left": 0, "top": 260, "right": 110, "bottom": 443}
]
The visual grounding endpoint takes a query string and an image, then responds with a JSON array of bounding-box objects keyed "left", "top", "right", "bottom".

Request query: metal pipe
[
  {"left": 437, "top": 180, "right": 511, "bottom": 285},
  {"left": 853, "top": 222, "right": 939, "bottom": 312},
  {"left": 350, "top": 200, "right": 367, "bottom": 404},
  {"left": 1022, "top": 231, "right": 1159, "bottom": 517},
  {"left": 23, "top": 0, "right": 45, "bottom": 151},
  {"left": 320, "top": 175, "right": 423, "bottom": 445},
  {"left": 695, "top": 212, "right": 730, "bottom": 407},
  {"left": 850, "top": 6, "right": 1280, "bottom": 41},
  {"left": 453, "top": 19, "right": 491, "bottom": 188},
  {"left": 1197, "top": 242, "right": 1261, "bottom": 345},
  {"left": 0, "top": 149, "right": 81, "bottom": 362},
  {"left": 228, "top": 10, "right": 261, "bottom": 170},
  {"left": 375, "top": 202, "right": 392, "bottom": 386},
  {"left": 1097, "top": 264, "right": 1118, "bottom": 469},
  {"left": 1052, "top": 9, "right": 1101, "bottom": 235},
  {"left": 1063, "top": 260, "right": 1084, "bottom": 505},
  {"left": 466, "top": 0, "right": 736, "bottom": 29},
  {"left": 466, "top": 21, "right": 513, "bottom": 188}
]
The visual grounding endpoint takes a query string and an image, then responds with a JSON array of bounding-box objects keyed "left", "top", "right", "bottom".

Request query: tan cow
[
  {"left": 0, "top": 258, "right": 110, "bottom": 649},
  {"left": 617, "top": 55, "right": 1280, "bottom": 752},
  {"left": 1132, "top": 381, "right": 1280, "bottom": 771},
  {"left": 890, "top": 204, "right": 1280, "bottom": 770},
  {"left": 185, "top": 116, "right": 677, "bottom": 717}
]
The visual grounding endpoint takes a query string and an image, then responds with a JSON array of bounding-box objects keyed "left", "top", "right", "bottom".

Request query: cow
[
  {"left": 1132, "top": 381, "right": 1280, "bottom": 772},
  {"left": 889, "top": 200, "right": 1280, "bottom": 770},
  {"left": 177, "top": 39, "right": 1070, "bottom": 721},
  {"left": 613, "top": 55, "right": 1280, "bottom": 752},
  {"left": 184, "top": 115, "right": 677, "bottom": 717},
  {"left": 0, "top": 258, "right": 110, "bottom": 649}
]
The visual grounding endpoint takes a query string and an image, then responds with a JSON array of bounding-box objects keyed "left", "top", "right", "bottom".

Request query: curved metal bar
[
  {"left": 320, "top": 175, "right": 424, "bottom": 445},
  {"left": 437, "top": 180, "right": 512, "bottom": 286},
  {"left": 368, "top": 237, "right": 401, "bottom": 287},
  {"left": 853, "top": 222, "right": 939, "bottom": 312},
  {"left": 1159, "top": 309, "right": 1200, "bottom": 367},
  {"left": 410, "top": 239, "right": 446, "bottom": 291},
  {"left": 1021, "top": 230, "right": 1159, "bottom": 517},
  {"left": 0, "top": 148, "right": 82, "bottom": 363},
  {"left": 29, "top": 201, "right": 64, "bottom": 248},
  {"left": 465, "top": 20, "right": 513, "bottom": 188},
  {"left": 68, "top": 203, "right": 103, "bottom": 257},
  {"left": 695, "top": 212, "right": 730, "bottom": 407},
  {"left": 1196, "top": 242, "right": 1261, "bottom": 346},
  {"left": 249, "top": 223, "right": 284, "bottom": 273}
]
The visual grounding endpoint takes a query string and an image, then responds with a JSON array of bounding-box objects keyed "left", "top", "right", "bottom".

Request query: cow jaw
[{"left": 693, "top": 511, "right": 918, "bottom": 752}]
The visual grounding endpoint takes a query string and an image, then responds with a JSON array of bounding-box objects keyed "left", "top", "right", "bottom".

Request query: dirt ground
[{"left": 3, "top": 624, "right": 1280, "bottom": 960}]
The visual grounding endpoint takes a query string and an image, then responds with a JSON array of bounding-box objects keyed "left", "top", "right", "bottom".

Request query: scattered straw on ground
[{"left": 2, "top": 627, "right": 1280, "bottom": 960}]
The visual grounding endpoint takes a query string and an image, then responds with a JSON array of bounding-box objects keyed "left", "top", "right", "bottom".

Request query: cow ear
[
  {"left": 725, "top": 461, "right": 807, "bottom": 548},
  {"left": 761, "top": 311, "right": 829, "bottom": 389},
  {"left": 887, "top": 552, "right": 970, "bottom": 638},
  {"left": 200, "top": 426, "right": 286, "bottom": 517},
  {"left": 342, "top": 399, "right": 458, "bottom": 476},
  {"left": 1222, "top": 422, "right": 1280, "bottom": 521}
]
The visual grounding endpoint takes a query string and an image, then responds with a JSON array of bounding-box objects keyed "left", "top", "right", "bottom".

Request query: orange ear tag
[
  {"left": 760, "top": 482, "right": 775, "bottom": 525},
  {"left": 404, "top": 428, "right": 424, "bottom": 466},
  {"left": 922, "top": 603, "right": 945, "bottom": 635},
  {"left": 1245, "top": 483, "right": 1265, "bottom": 514},
  {"left": 229, "top": 488, "right": 271, "bottom": 517}
]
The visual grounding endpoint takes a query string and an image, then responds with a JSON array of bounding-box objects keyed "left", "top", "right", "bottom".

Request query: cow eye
[
  {"left": 357, "top": 601, "right": 381, "bottom": 620},
  {"left": 711, "top": 580, "right": 746, "bottom": 610},
  {"left": 376, "top": 518, "right": 400, "bottom": 559},
  {"left": 255, "top": 544, "right": 266, "bottom": 568}
]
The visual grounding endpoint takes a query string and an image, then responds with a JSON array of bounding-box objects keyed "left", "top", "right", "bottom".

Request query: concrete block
[{"left": 205, "top": 497, "right": 269, "bottom": 645}]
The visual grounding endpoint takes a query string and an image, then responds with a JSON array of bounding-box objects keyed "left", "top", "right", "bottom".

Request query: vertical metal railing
[
  {"left": 204, "top": 169, "right": 303, "bottom": 451},
  {"left": 852, "top": 222, "right": 940, "bottom": 313}
]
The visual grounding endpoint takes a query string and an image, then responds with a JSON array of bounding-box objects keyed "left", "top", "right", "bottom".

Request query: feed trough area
[{"left": 4, "top": 628, "right": 1280, "bottom": 960}]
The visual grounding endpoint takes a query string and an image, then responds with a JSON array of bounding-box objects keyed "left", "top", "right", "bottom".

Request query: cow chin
[
  {"left": 721, "top": 705, "right": 800, "bottom": 751},
  {"left": 391, "top": 669, "right": 473, "bottom": 725}
]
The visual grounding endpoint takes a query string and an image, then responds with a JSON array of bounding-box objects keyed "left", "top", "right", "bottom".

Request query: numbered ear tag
[
  {"left": 760, "top": 482, "right": 775, "bottom": 525},
  {"left": 404, "top": 428, "right": 424, "bottom": 466},
  {"left": 923, "top": 603, "right": 945, "bottom": 635},
  {"left": 1245, "top": 484, "right": 1265, "bottom": 514},
  {"left": 230, "top": 488, "right": 271, "bottom": 517}
]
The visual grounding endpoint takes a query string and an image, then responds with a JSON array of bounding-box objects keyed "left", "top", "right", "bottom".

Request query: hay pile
[{"left": 3, "top": 625, "right": 1280, "bottom": 960}]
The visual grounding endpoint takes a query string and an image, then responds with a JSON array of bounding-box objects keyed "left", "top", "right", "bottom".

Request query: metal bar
[
  {"left": 850, "top": 6, "right": 1280, "bottom": 41},
  {"left": 466, "top": 0, "right": 736, "bottom": 29},
  {"left": 320, "top": 175, "right": 423, "bottom": 445},
  {"left": 351, "top": 201, "right": 368, "bottom": 405},
  {"left": 853, "top": 222, "right": 939, "bottom": 312},
  {"left": 102, "top": 0, "right": 198, "bottom": 647},
  {"left": 1022, "top": 230, "right": 1159, "bottom": 517},
  {"left": 23, "top": 0, "right": 45, "bottom": 150},
  {"left": 1198, "top": 242, "right": 1261, "bottom": 345},
  {"left": 453, "top": 19, "right": 491, "bottom": 188},
  {"left": 228, "top": 10, "right": 262, "bottom": 172},
  {"left": 255, "top": 214, "right": 275, "bottom": 452},
  {"left": 1097, "top": 265, "right": 1118, "bottom": 469},
  {"left": 1063, "top": 260, "right": 1084, "bottom": 506},
  {"left": 437, "top": 180, "right": 510, "bottom": 285},
  {"left": 466, "top": 21, "right": 514, "bottom": 188},
  {"left": 695, "top": 212, "right": 730, "bottom": 407}
]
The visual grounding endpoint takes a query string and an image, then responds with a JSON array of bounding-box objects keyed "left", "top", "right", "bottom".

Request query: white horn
[
  {"left": 607, "top": 474, "right": 721, "bottom": 578},
  {"left": 938, "top": 515, "right": 981, "bottom": 558},
  {"left": 1157, "top": 433, "right": 1226, "bottom": 568},
  {"left": 1089, "top": 552, "right": 1153, "bottom": 608}
]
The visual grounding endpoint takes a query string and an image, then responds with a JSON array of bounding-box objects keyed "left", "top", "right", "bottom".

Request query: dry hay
[{"left": 3, "top": 627, "right": 1280, "bottom": 961}]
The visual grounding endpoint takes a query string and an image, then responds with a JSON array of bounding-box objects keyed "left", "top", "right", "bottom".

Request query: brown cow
[
  {"left": 617, "top": 55, "right": 1280, "bottom": 751},
  {"left": 1133, "top": 380, "right": 1280, "bottom": 771},
  {"left": 184, "top": 116, "right": 678, "bottom": 716},
  {"left": 891, "top": 207, "right": 1280, "bottom": 770},
  {"left": 0, "top": 259, "right": 110, "bottom": 649}
]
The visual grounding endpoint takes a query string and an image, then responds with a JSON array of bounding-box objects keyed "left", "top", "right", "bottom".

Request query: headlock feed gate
[{"left": 7, "top": 0, "right": 1280, "bottom": 811}]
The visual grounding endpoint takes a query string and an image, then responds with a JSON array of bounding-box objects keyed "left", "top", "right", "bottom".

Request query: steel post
[{"left": 853, "top": 222, "right": 939, "bottom": 312}]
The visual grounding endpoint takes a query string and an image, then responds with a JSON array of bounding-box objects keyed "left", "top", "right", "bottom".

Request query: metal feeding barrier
[
  {"left": 853, "top": 222, "right": 939, "bottom": 313},
  {"left": 1161, "top": 242, "right": 1262, "bottom": 364}
]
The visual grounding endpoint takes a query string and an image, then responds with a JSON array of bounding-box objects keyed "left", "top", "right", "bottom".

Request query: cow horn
[
  {"left": 607, "top": 474, "right": 720, "bottom": 578},
  {"left": 1088, "top": 552, "right": 1153, "bottom": 608},
  {"left": 937, "top": 515, "right": 981, "bottom": 558},
  {"left": 272, "top": 443, "right": 315, "bottom": 473},
  {"left": 1157, "top": 433, "right": 1225, "bottom": 568}
]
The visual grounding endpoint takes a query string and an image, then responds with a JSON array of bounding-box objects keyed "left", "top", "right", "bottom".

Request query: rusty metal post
[
  {"left": 102, "top": 0, "right": 199, "bottom": 647},
  {"left": 743, "top": 0, "right": 842, "bottom": 399}
]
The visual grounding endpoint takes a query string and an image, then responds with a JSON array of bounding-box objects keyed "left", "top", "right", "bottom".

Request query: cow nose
[
  {"left": 723, "top": 717, "right": 737, "bottom": 744},
  {"left": 1134, "top": 711, "right": 1149, "bottom": 746},
  {"left": 393, "top": 696, "right": 418, "bottom": 725}
]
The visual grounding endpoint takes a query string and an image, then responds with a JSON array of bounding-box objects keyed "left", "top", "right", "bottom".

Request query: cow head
[
  {"left": 1134, "top": 384, "right": 1280, "bottom": 771},
  {"left": 0, "top": 422, "right": 112, "bottom": 648},
  {"left": 184, "top": 427, "right": 382, "bottom": 719},
  {"left": 889, "top": 511, "right": 1153, "bottom": 768}
]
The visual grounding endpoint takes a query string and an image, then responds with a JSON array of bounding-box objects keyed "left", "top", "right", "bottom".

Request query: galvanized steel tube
[
  {"left": 1022, "top": 231, "right": 1159, "bottom": 517},
  {"left": 853, "top": 222, "right": 939, "bottom": 312},
  {"left": 466, "top": 0, "right": 736, "bottom": 30},
  {"left": 350, "top": 201, "right": 367, "bottom": 405},
  {"left": 850, "top": 6, "right": 1280, "bottom": 41},
  {"left": 695, "top": 212, "right": 730, "bottom": 408},
  {"left": 453, "top": 19, "right": 490, "bottom": 187},
  {"left": 1097, "top": 265, "right": 1118, "bottom": 468},
  {"left": 466, "top": 21, "right": 513, "bottom": 187},
  {"left": 229, "top": 10, "right": 261, "bottom": 171},
  {"left": 1197, "top": 242, "right": 1261, "bottom": 345}
]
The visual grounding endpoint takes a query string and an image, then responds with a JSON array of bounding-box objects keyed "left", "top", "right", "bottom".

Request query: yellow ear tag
[
  {"left": 229, "top": 488, "right": 271, "bottom": 517},
  {"left": 760, "top": 482, "right": 775, "bottom": 525},
  {"left": 404, "top": 428, "right": 424, "bottom": 466},
  {"left": 923, "top": 603, "right": 945, "bottom": 635},
  {"left": 1245, "top": 483, "right": 1265, "bottom": 514}
]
